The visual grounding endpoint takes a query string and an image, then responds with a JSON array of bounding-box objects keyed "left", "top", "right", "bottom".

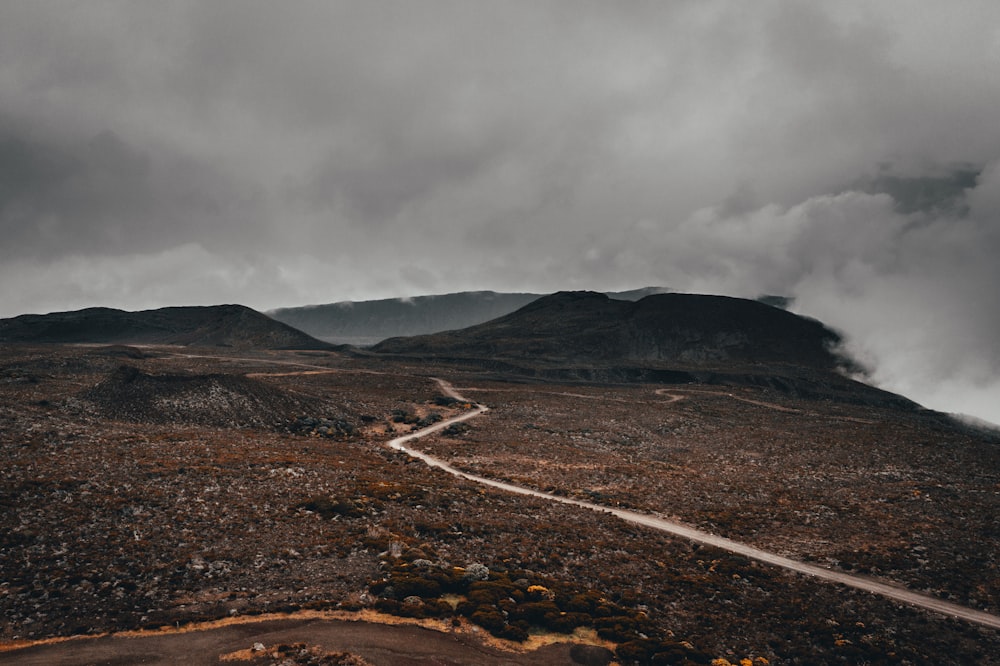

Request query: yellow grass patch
[{"left": 0, "top": 633, "right": 110, "bottom": 653}]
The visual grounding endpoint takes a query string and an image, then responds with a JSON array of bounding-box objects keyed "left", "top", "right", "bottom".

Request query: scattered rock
[
  {"left": 288, "top": 416, "right": 357, "bottom": 439},
  {"left": 462, "top": 563, "right": 489, "bottom": 582}
]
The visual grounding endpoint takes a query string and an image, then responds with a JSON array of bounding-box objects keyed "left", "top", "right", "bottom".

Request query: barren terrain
[
  {"left": 2, "top": 343, "right": 999, "bottom": 664},
  {"left": 418, "top": 380, "right": 1000, "bottom": 614}
]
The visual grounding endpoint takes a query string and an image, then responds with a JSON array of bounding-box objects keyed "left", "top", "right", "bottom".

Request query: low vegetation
[{"left": 1, "top": 344, "right": 998, "bottom": 664}]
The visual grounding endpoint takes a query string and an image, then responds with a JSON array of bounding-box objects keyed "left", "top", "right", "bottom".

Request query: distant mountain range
[
  {"left": 0, "top": 304, "right": 331, "bottom": 350},
  {"left": 268, "top": 287, "right": 674, "bottom": 345},
  {"left": 0, "top": 290, "right": 912, "bottom": 407}
]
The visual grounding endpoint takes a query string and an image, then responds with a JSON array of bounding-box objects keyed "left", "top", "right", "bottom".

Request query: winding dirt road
[
  {"left": 83, "top": 353, "right": 1000, "bottom": 630},
  {"left": 390, "top": 380, "right": 1000, "bottom": 632}
]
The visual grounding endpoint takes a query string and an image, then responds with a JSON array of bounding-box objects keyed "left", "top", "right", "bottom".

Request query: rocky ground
[
  {"left": 1, "top": 344, "right": 999, "bottom": 664},
  {"left": 416, "top": 380, "right": 1000, "bottom": 615}
]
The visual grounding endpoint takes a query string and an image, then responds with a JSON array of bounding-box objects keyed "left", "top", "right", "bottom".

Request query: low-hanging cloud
[{"left": 563, "top": 164, "right": 1000, "bottom": 423}]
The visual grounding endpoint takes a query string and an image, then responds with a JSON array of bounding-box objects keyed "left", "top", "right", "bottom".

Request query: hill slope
[
  {"left": 0, "top": 304, "right": 331, "bottom": 350},
  {"left": 371, "top": 291, "right": 907, "bottom": 405},
  {"left": 373, "top": 291, "right": 841, "bottom": 369},
  {"left": 268, "top": 287, "right": 672, "bottom": 344},
  {"left": 82, "top": 364, "right": 341, "bottom": 429}
]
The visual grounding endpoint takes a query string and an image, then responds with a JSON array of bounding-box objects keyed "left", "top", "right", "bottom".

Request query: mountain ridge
[
  {"left": 370, "top": 290, "right": 909, "bottom": 407},
  {"left": 268, "top": 287, "right": 674, "bottom": 344},
  {"left": 0, "top": 304, "right": 331, "bottom": 350},
  {"left": 373, "top": 290, "right": 841, "bottom": 369}
]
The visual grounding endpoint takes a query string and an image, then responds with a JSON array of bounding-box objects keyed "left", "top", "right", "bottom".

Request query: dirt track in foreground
[{"left": 0, "top": 616, "right": 592, "bottom": 666}]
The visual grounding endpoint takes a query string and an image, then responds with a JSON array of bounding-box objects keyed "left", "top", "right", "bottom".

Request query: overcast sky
[{"left": 1, "top": 1, "right": 999, "bottom": 423}]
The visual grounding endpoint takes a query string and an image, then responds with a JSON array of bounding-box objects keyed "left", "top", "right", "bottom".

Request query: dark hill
[
  {"left": 82, "top": 364, "right": 346, "bottom": 429},
  {"left": 268, "top": 287, "right": 673, "bottom": 345},
  {"left": 0, "top": 304, "right": 331, "bottom": 350},
  {"left": 373, "top": 291, "right": 841, "bottom": 369},
  {"left": 371, "top": 291, "right": 907, "bottom": 406}
]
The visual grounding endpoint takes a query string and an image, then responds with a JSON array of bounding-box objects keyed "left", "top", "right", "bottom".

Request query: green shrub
[
  {"left": 546, "top": 611, "right": 592, "bottom": 633},
  {"left": 513, "top": 600, "right": 560, "bottom": 624},
  {"left": 297, "top": 496, "right": 364, "bottom": 519},
  {"left": 616, "top": 639, "right": 661, "bottom": 664},
  {"left": 422, "top": 599, "right": 454, "bottom": 617},
  {"left": 561, "top": 590, "right": 604, "bottom": 614},
  {"left": 469, "top": 608, "right": 506, "bottom": 633},
  {"left": 467, "top": 579, "right": 517, "bottom": 606},
  {"left": 416, "top": 413, "right": 443, "bottom": 427},
  {"left": 650, "top": 641, "right": 713, "bottom": 665},
  {"left": 497, "top": 621, "right": 529, "bottom": 642},
  {"left": 443, "top": 422, "right": 470, "bottom": 436},
  {"left": 389, "top": 573, "right": 441, "bottom": 599},
  {"left": 595, "top": 615, "right": 641, "bottom": 642}
]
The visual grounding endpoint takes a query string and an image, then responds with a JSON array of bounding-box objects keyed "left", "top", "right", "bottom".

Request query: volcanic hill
[
  {"left": 373, "top": 291, "right": 837, "bottom": 366},
  {"left": 0, "top": 304, "right": 331, "bottom": 350},
  {"left": 82, "top": 364, "right": 350, "bottom": 430},
  {"left": 372, "top": 291, "right": 907, "bottom": 406}
]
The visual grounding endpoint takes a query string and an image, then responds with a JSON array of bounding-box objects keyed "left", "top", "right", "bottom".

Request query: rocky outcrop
[{"left": 83, "top": 364, "right": 350, "bottom": 429}]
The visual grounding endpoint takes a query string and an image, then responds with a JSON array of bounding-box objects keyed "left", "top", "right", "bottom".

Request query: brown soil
[
  {"left": 2, "top": 343, "right": 999, "bottom": 664},
  {"left": 0, "top": 615, "right": 594, "bottom": 665}
]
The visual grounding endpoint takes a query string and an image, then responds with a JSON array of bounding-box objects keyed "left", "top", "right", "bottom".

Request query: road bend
[{"left": 388, "top": 379, "right": 1000, "bottom": 632}]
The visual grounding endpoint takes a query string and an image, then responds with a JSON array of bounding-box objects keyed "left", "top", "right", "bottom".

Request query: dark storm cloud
[
  {"left": 853, "top": 167, "right": 981, "bottom": 215},
  {"left": 560, "top": 164, "right": 1000, "bottom": 421},
  {"left": 0, "top": 118, "right": 257, "bottom": 259},
  {"left": 0, "top": 1, "right": 999, "bottom": 422}
]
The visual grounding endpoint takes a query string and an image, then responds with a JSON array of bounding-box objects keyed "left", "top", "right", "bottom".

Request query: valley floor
[{"left": 1, "top": 344, "right": 998, "bottom": 664}]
